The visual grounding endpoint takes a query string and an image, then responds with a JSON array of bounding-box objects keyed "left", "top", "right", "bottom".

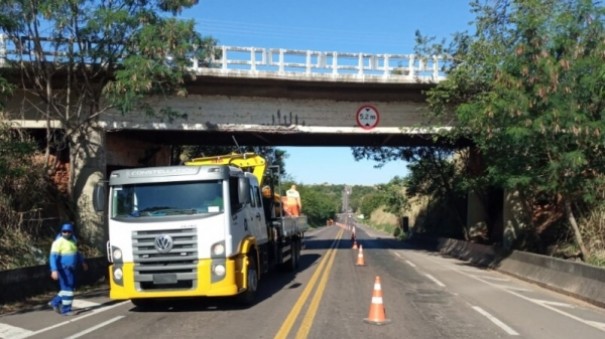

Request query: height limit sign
[{"left": 356, "top": 104, "right": 380, "bottom": 130}]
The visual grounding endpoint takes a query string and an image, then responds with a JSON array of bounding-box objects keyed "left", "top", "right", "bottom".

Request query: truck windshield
[{"left": 111, "top": 180, "right": 224, "bottom": 218}]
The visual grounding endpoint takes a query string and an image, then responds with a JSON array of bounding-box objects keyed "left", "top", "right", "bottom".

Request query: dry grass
[
  {"left": 578, "top": 206, "right": 605, "bottom": 266},
  {"left": 367, "top": 208, "right": 400, "bottom": 236}
]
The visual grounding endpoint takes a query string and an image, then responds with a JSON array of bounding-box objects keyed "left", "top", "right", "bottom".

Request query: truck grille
[{"left": 132, "top": 228, "right": 198, "bottom": 291}]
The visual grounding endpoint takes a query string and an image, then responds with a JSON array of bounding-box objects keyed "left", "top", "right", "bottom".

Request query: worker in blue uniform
[{"left": 48, "top": 222, "right": 88, "bottom": 315}]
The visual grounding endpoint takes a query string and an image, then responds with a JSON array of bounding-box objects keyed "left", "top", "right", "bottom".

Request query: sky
[{"left": 182, "top": 1, "right": 477, "bottom": 186}]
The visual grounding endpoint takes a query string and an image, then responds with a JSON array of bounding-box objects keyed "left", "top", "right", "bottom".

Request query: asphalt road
[{"left": 1, "top": 224, "right": 605, "bottom": 339}]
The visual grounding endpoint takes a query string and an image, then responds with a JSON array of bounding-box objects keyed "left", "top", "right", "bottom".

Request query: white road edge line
[
  {"left": 414, "top": 252, "right": 605, "bottom": 333},
  {"left": 14, "top": 301, "right": 130, "bottom": 339},
  {"left": 529, "top": 299, "right": 574, "bottom": 308},
  {"left": 424, "top": 273, "right": 446, "bottom": 287},
  {"left": 389, "top": 250, "right": 417, "bottom": 268},
  {"left": 472, "top": 306, "right": 520, "bottom": 336},
  {"left": 64, "top": 316, "right": 125, "bottom": 339},
  {"left": 586, "top": 321, "right": 605, "bottom": 331}
]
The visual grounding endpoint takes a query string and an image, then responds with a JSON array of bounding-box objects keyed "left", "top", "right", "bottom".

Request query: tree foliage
[
  {"left": 296, "top": 185, "right": 340, "bottom": 227},
  {"left": 358, "top": 192, "right": 385, "bottom": 220},
  {"left": 375, "top": 176, "right": 408, "bottom": 216},
  {"left": 419, "top": 0, "right": 605, "bottom": 258},
  {"left": 0, "top": 1, "right": 217, "bottom": 246},
  {"left": 0, "top": 0, "right": 216, "bottom": 177}
]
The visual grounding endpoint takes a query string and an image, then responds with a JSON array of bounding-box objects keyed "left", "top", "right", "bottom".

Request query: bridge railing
[
  {"left": 191, "top": 46, "right": 448, "bottom": 82},
  {"left": 0, "top": 34, "right": 448, "bottom": 83}
]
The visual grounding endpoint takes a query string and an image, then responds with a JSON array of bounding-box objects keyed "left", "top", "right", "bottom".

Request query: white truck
[{"left": 93, "top": 153, "right": 307, "bottom": 307}]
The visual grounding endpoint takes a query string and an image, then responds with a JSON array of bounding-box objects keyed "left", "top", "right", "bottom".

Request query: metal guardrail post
[
  {"left": 332, "top": 52, "right": 338, "bottom": 76},
  {"left": 278, "top": 49, "right": 285, "bottom": 74},
  {"left": 357, "top": 53, "right": 364, "bottom": 76},
  {"left": 0, "top": 33, "right": 6, "bottom": 67},
  {"left": 305, "top": 50, "right": 311, "bottom": 75},
  {"left": 191, "top": 56, "right": 199, "bottom": 71},
  {"left": 409, "top": 55, "right": 415, "bottom": 78},
  {"left": 383, "top": 54, "right": 390, "bottom": 77},
  {"left": 221, "top": 46, "right": 228, "bottom": 71},
  {"left": 250, "top": 47, "right": 256, "bottom": 72},
  {"left": 432, "top": 55, "right": 440, "bottom": 80}
]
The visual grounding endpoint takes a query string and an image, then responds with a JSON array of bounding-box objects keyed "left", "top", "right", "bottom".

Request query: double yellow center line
[{"left": 274, "top": 228, "right": 344, "bottom": 339}]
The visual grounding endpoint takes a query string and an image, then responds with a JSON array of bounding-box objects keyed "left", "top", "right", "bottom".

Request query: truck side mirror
[
  {"left": 93, "top": 182, "right": 106, "bottom": 212},
  {"left": 238, "top": 177, "right": 251, "bottom": 204}
]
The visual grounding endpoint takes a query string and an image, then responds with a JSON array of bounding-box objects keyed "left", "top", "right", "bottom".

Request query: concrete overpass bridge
[{"left": 2, "top": 40, "right": 454, "bottom": 151}]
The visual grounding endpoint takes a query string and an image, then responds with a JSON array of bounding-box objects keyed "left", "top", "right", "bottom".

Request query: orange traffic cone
[
  {"left": 352, "top": 240, "right": 358, "bottom": 250},
  {"left": 364, "top": 276, "right": 391, "bottom": 325},
  {"left": 355, "top": 244, "right": 366, "bottom": 266}
]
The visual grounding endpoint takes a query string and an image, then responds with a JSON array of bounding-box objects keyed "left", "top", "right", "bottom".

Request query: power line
[{"left": 196, "top": 18, "right": 414, "bottom": 52}]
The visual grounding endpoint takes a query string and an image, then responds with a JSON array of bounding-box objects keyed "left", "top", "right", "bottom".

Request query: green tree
[
  {"left": 376, "top": 176, "right": 409, "bottom": 221},
  {"left": 348, "top": 185, "right": 377, "bottom": 213},
  {"left": 297, "top": 185, "right": 340, "bottom": 227},
  {"left": 420, "top": 0, "right": 605, "bottom": 259},
  {"left": 0, "top": 0, "right": 216, "bottom": 249},
  {"left": 359, "top": 192, "right": 386, "bottom": 220}
]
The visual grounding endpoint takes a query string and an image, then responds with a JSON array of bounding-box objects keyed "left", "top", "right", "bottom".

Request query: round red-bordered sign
[{"left": 356, "top": 104, "right": 380, "bottom": 130}]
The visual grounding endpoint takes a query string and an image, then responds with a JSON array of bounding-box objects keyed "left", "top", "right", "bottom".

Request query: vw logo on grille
[{"left": 154, "top": 234, "right": 174, "bottom": 253}]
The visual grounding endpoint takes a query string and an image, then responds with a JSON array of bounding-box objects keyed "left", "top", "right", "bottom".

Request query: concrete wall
[
  {"left": 428, "top": 237, "right": 605, "bottom": 308},
  {"left": 0, "top": 258, "right": 108, "bottom": 304}
]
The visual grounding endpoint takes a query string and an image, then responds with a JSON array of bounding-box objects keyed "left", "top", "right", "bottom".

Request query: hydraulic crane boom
[{"left": 185, "top": 152, "right": 267, "bottom": 186}]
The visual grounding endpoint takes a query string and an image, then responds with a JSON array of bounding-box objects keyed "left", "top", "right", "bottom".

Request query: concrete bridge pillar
[
  {"left": 69, "top": 122, "right": 107, "bottom": 253},
  {"left": 502, "top": 190, "right": 531, "bottom": 250},
  {"left": 466, "top": 191, "right": 488, "bottom": 238}
]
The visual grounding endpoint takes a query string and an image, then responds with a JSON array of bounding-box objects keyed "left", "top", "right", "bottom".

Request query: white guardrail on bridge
[{"left": 0, "top": 34, "right": 448, "bottom": 83}]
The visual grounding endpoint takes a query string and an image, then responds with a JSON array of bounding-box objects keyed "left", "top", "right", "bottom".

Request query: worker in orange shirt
[{"left": 285, "top": 185, "right": 302, "bottom": 216}]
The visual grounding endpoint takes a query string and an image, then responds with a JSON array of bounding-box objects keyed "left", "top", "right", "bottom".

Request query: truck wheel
[
  {"left": 285, "top": 239, "right": 300, "bottom": 272},
  {"left": 237, "top": 254, "right": 258, "bottom": 306}
]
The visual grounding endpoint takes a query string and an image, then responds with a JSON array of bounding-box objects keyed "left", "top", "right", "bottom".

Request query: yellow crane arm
[{"left": 185, "top": 152, "right": 267, "bottom": 186}]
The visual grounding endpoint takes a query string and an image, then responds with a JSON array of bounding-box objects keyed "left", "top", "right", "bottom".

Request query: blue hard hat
[{"left": 61, "top": 223, "right": 74, "bottom": 232}]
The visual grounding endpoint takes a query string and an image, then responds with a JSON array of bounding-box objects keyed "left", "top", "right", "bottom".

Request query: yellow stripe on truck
[{"left": 109, "top": 259, "right": 240, "bottom": 300}]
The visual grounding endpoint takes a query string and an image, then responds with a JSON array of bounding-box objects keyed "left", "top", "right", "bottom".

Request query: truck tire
[
  {"left": 284, "top": 239, "right": 300, "bottom": 272},
  {"left": 237, "top": 254, "right": 258, "bottom": 306}
]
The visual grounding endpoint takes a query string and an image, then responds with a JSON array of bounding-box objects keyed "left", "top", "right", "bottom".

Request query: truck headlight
[
  {"left": 211, "top": 241, "right": 225, "bottom": 257},
  {"left": 213, "top": 264, "right": 226, "bottom": 277},
  {"left": 113, "top": 248, "right": 123, "bottom": 260},
  {"left": 114, "top": 267, "right": 123, "bottom": 281}
]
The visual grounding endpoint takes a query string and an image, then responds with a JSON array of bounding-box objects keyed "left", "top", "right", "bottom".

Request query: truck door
[{"left": 248, "top": 182, "right": 269, "bottom": 245}]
